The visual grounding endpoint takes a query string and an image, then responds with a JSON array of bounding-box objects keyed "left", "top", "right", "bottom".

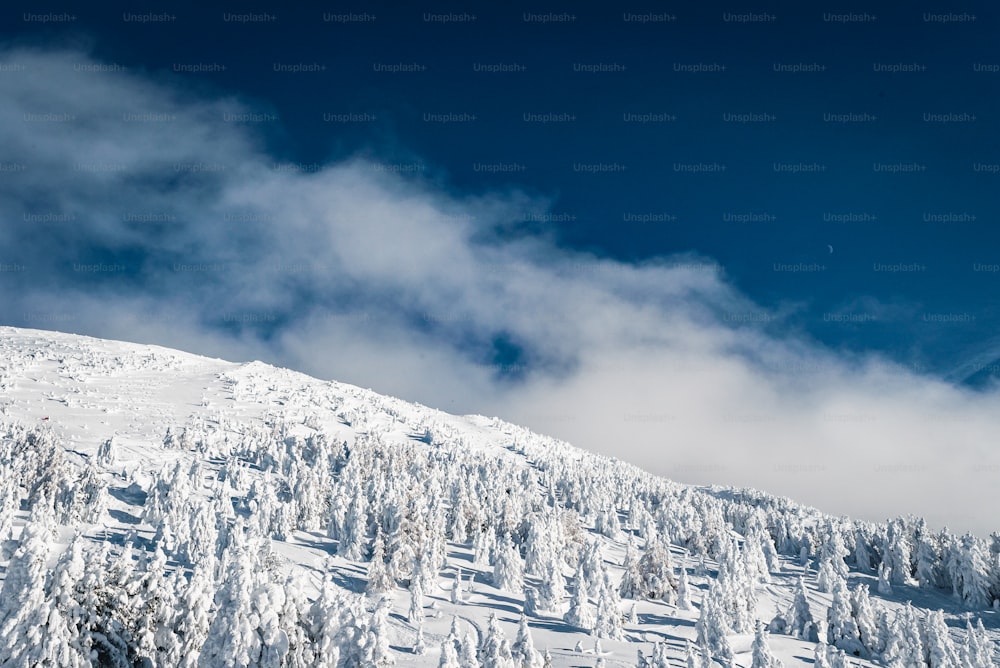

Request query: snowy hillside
[{"left": 0, "top": 326, "right": 996, "bottom": 668}]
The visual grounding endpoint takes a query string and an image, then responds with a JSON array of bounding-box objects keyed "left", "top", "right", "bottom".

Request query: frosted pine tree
[
  {"left": 440, "top": 633, "right": 463, "bottom": 668},
  {"left": 564, "top": 563, "right": 595, "bottom": 631},
  {"left": 826, "top": 575, "right": 862, "bottom": 656},
  {"left": 0, "top": 521, "right": 54, "bottom": 666},
  {"left": 175, "top": 564, "right": 216, "bottom": 667},
  {"left": 481, "top": 611, "right": 516, "bottom": 668},
  {"left": 812, "top": 642, "right": 830, "bottom": 668},
  {"left": 676, "top": 566, "right": 692, "bottom": 610},
  {"left": 751, "top": 620, "right": 783, "bottom": 668},
  {"left": 593, "top": 571, "right": 624, "bottom": 641},
  {"left": 914, "top": 524, "right": 943, "bottom": 589},
  {"left": 460, "top": 624, "right": 481, "bottom": 668},
  {"left": 338, "top": 493, "right": 369, "bottom": 561},
  {"left": 694, "top": 580, "right": 732, "bottom": 662},
  {"left": 924, "top": 609, "right": 960, "bottom": 667},
  {"left": 364, "top": 595, "right": 396, "bottom": 668},
  {"left": 786, "top": 577, "right": 816, "bottom": 641},
  {"left": 452, "top": 567, "right": 464, "bottom": 604},
  {"left": 408, "top": 576, "right": 424, "bottom": 623},
  {"left": 510, "top": 613, "right": 542, "bottom": 668},
  {"left": 620, "top": 537, "right": 676, "bottom": 602},
  {"left": 198, "top": 544, "right": 265, "bottom": 667},
  {"left": 367, "top": 530, "right": 395, "bottom": 596},
  {"left": 535, "top": 550, "right": 566, "bottom": 612},
  {"left": 883, "top": 519, "right": 914, "bottom": 586},
  {"left": 877, "top": 562, "right": 892, "bottom": 595},
  {"left": 961, "top": 617, "right": 995, "bottom": 667},
  {"left": 848, "top": 583, "right": 878, "bottom": 654},
  {"left": 493, "top": 532, "right": 524, "bottom": 593},
  {"left": 414, "top": 613, "right": 427, "bottom": 656},
  {"left": 949, "top": 533, "right": 991, "bottom": 608},
  {"left": 684, "top": 641, "right": 701, "bottom": 668}
]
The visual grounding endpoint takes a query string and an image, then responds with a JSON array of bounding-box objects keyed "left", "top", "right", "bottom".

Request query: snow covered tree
[
  {"left": 881, "top": 604, "right": 924, "bottom": 668},
  {"left": 848, "top": 583, "right": 878, "bottom": 654},
  {"left": 883, "top": 518, "right": 914, "bottom": 586},
  {"left": 0, "top": 521, "right": 59, "bottom": 666},
  {"left": 97, "top": 436, "right": 116, "bottom": 468},
  {"left": 826, "top": 575, "right": 863, "bottom": 656},
  {"left": 198, "top": 544, "right": 267, "bottom": 667},
  {"left": 414, "top": 613, "right": 427, "bottom": 656},
  {"left": 338, "top": 493, "right": 369, "bottom": 561},
  {"left": 367, "top": 530, "right": 395, "bottom": 596},
  {"left": 877, "top": 561, "right": 893, "bottom": 595},
  {"left": 619, "top": 537, "right": 676, "bottom": 602},
  {"left": 356, "top": 595, "right": 393, "bottom": 667},
  {"left": 812, "top": 642, "right": 830, "bottom": 668},
  {"left": 751, "top": 620, "right": 783, "bottom": 668},
  {"left": 535, "top": 554, "right": 566, "bottom": 612},
  {"left": 914, "top": 524, "right": 943, "bottom": 589},
  {"left": 175, "top": 564, "right": 215, "bottom": 667},
  {"left": 440, "top": 633, "right": 463, "bottom": 668},
  {"left": 452, "top": 568, "right": 464, "bottom": 604},
  {"left": 961, "top": 617, "right": 995, "bottom": 667},
  {"left": 481, "top": 611, "right": 515, "bottom": 668},
  {"left": 408, "top": 576, "right": 424, "bottom": 623},
  {"left": 947, "top": 533, "right": 991, "bottom": 608},
  {"left": 786, "top": 577, "right": 817, "bottom": 641},
  {"left": 924, "top": 609, "right": 960, "bottom": 667},
  {"left": 593, "top": 571, "right": 624, "bottom": 641},
  {"left": 564, "top": 563, "right": 595, "bottom": 631},
  {"left": 510, "top": 613, "right": 542, "bottom": 668},
  {"left": 493, "top": 532, "right": 524, "bottom": 593},
  {"left": 676, "top": 566, "right": 692, "bottom": 610},
  {"left": 460, "top": 623, "right": 481, "bottom": 668},
  {"left": 694, "top": 580, "right": 732, "bottom": 662}
]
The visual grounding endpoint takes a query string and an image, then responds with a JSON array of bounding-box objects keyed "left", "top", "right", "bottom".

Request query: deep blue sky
[{"left": 3, "top": 0, "right": 999, "bottom": 383}]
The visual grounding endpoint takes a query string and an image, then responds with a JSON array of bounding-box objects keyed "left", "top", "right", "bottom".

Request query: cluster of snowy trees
[{"left": 0, "top": 513, "right": 398, "bottom": 667}]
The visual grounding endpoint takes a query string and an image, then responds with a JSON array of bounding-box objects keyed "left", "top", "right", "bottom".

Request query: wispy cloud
[{"left": 2, "top": 46, "right": 997, "bottom": 536}]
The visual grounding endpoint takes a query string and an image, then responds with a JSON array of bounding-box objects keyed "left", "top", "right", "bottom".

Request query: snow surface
[{"left": 0, "top": 326, "right": 995, "bottom": 667}]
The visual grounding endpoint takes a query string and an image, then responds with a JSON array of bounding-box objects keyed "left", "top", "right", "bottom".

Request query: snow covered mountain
[{"left": 0, "top": 326, "right": 995, "bottom": 667}]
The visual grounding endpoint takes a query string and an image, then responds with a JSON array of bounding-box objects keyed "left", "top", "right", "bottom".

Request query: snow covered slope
[{"left": 0, "top": 326, "right": 995, "bottom": 667}]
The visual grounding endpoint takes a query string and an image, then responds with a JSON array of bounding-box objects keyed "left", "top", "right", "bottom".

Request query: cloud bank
[{"left": 1, "top": 46, "right": 997, "bottom": 536}]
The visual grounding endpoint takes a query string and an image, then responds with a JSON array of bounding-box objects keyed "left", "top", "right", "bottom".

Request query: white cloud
[{"left": 2, "top": 46, "right": 997, "bottom": 536}]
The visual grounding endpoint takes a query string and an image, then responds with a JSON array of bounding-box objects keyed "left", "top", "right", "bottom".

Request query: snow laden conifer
[
  {"left": 408, "top": 575, "right": 424, "bottom": 623},
  {"left": 694, "top": 579, "right": 733, "bottom": 662},
  {"left": 826, "top": 574, "right": 863, "bottom": 656},
  {"left": 0, "top": 520, "right": 57, "bottom": 666},
  {"left": 460, "top": 623, "right": 482, "bottom": 668},
  {"left": 751, "top": 620, "right": 783, "bottom": 668},
  {"left": 440, "top": 632, "right": 463, "bottom": 668},
  {"left": 493, "top": 531, "right": 524, "bottom": 593},
  {"left": 848, "top": 583, "right": 878, "bottom": 655},
  {"left": 593, "top": 570, "right": 624, "bottom": 641},
  {"left": 564, "top": 562, "right": 595, "bottom": 631},
  {"left": 924, "top": 609, "right": 960, "bottom": 667},
  {"left": 947, "top": 533, "right": 992, "bottom": 608},
  {"left": 510, "top": 613, "right": 543, "bottom": 668},
  {"left": 676, "top": 565, "right": 692, "bottom": 610},
  {"left": 786, "top": 576, "right": 817, "bottom": 641},
  {"left": 961, "top": 617, "right": 995, "bottom": 667},
  {"left": 619, "top": 535, "right": 676, "bottom": 602},
  {"left": 481, "top": 611, "right": 516, "bottom": 668},
  {"left": 357, "top": 595, "right": 395, "bottom": 668},
  {"left": 367, "top": 529, "right": 395, "bottom": 596},
  {"left": 198, "top": 542, "right": 267, "bottom": 667}
]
